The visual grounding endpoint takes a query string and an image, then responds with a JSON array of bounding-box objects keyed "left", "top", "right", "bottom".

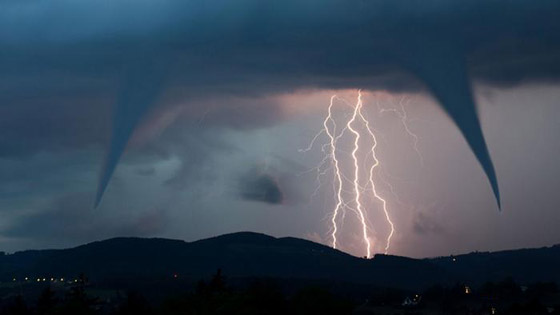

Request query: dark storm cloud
[
  {"left": 240, "top": 172, "right": 284, "bottom": 205},
  {"left": 3, "top": 1, "right": 559, "bottom": 86},
  {"left": 2, "top": 0, "right": 560, "bottom": 207},
  {"left": 135, "top": 167, "right": 156, "bottom": 177},
  {"left": 0, "top": 94, "right": 112, "bottom": 157},
  {"left": 4, "top": 192, "right": 166, "bottom": 242}
]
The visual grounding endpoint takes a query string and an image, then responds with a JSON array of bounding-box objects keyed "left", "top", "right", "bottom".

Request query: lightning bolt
[
  {"left": 301, "top": 90, "right": 401, "bottom": 258},
  {"left": 378, "top": 96, "right": 424, "bottom": 166},
  {"left": 347, "top": 91, "right": 374, "bottom": 258},
  {"left": 323, "top": 96, "right": 345, "bottom": 249},
  {"left": 356, "top": 92, "right": 395, "bottom": 254}
]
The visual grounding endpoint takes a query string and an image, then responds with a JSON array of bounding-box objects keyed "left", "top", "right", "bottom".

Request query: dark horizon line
[{"left": 3, "top": 230, "right": 559, "bottom": 260}]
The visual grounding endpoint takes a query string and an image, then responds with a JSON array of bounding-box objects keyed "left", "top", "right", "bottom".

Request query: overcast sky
[{"left": 1, "top": 0, "right": 559, "bottom": 258}]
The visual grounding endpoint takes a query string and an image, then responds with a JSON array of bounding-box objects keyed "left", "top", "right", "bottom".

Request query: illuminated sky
[{"left": 1, "top": 0, "right": 559, "bottom": 258}]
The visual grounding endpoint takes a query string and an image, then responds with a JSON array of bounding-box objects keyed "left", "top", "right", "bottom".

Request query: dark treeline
[
  {"left": 1, "top": 271, "right": 559, "bottom": 315},
  {"left": 415, "top": 278, "right": 560, "bottom": 315},
  {"left": 0, "top": 270, "right": 353, "bottom": 315}
]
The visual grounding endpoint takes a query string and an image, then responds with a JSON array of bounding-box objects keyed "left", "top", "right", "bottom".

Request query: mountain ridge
[{"left": 2, "top": 232, "right": 559, "bottom": 290}]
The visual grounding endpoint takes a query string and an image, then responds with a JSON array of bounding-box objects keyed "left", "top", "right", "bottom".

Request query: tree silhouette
[
  {"left": 113, "top": 291, "right": 153, "bottom": 315},
  {"left": 36, "top": 286, "right": 58, "bottom": 315},
  {"left": 3, "top": 295, "right": 30, "bottom": 315},
  {"left": 59, "top": 273, "right": 97, "bottom": 315}
]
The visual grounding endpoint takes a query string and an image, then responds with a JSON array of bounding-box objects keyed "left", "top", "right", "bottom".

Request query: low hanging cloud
[
  {"left": 240, "top": 172, "right": 284, "bottom": 205},
  {"left": 2, "top": 0, "right": 560, "bottom": 209},
  {"left": 412, "top": 212, "right": 447, "bottom": 236}
]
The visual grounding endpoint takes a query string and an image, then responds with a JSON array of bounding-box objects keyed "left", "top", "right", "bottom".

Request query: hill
[{"left": 1, "top": 232, "right": 559, "bottom": 290}]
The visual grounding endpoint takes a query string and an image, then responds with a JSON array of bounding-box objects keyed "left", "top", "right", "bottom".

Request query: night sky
[{"left": 1, "top": 0, "right": 559, "bottom": 258}]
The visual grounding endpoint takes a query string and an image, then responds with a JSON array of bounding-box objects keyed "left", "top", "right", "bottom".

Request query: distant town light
[
  {"left": 37, "top": 278, "right": 41, "bottom": 282},
  {"left": 42, "top": 278, "right": 46, "bottom": 282},
  {"left": 24, "top": 277, "right": 28, "bottom": 281},
  {"left": 50, "top": 278, "right": 54, "bottom": 281},
  {"left": 491, "top": 306, "right": 497, "bottom": 314},
  {"left": 465, "top": 286, "right": 471, "bottom": 294},
  {"left": 60, "top": 278, "right": 64, "bottom": 281},
  {"left": 12, "top": 278, "right": 16, "bottom": 282}
]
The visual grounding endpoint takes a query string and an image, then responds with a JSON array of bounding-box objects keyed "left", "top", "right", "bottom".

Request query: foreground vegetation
[{"left": 1, "top": 271, "right": 559, "bottom": 315}]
